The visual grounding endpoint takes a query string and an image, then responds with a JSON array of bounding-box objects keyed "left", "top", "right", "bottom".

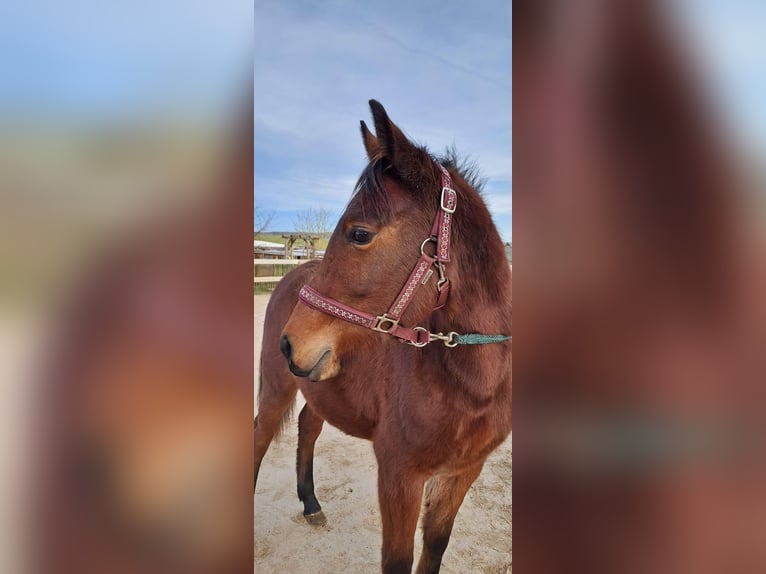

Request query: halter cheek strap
[
  {"left": 434, "top": 164, "right": 457, "bottom": 264},
  {"left": 298, "top": 163, "right": 510, "bottom": 348}
]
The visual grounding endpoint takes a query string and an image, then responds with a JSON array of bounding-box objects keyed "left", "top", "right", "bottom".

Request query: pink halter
[{"left": 298, "top": 164, "right": 457, "bottom": 347}]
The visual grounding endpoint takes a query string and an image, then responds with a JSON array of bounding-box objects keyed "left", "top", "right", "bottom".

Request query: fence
[
  {"left": 255, "top": 259, "right": 511, "bottom": 294},
  {"left": 254, "top": 259, "right": 309, "bottom": 293}
]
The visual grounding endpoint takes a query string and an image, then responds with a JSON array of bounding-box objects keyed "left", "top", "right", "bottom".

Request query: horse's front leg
[
  {"left": 415, "top": 462, "right": 484, "bottom": 574},
  {"left": 375, "top": 447, "right": 427, "bottom": 574},
  {"left": 296, "top": 402, "right": 326, "bottom": 525}
]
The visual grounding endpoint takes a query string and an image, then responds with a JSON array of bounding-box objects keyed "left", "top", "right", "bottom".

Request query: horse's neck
[
  {"left": 428, "top": 233, "right": 512, "bottom": 396},
  {"left": 439, "top": 211, "right": 511, "bottom": 329}
]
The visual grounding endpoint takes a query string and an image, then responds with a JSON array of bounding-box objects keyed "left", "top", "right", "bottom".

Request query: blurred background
[
  {"left": 0, "top": 0, "right": 250, "bottom": 307},
  {"left": 671, "top": 0, "right": 766, "bottom": 214},
  {"left": 515, "top": 1, "right": 766, "bottom": 573},
  {"left": 1, "top": 0, "right": 252, "bottom": 572}
]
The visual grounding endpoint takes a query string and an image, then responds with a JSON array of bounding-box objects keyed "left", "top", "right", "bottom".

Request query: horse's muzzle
[{"left": 281, "top": 334, "right": 332, "bottom": 381}]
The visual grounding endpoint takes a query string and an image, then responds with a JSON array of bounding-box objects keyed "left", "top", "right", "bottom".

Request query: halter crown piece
[{"left": 298, "top": 163, "right": 511, "bottom": 348}]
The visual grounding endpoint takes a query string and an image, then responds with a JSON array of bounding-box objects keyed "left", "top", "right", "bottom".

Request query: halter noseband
[{"left": 298, "top": 164, "right": 510, "bottom": 348}]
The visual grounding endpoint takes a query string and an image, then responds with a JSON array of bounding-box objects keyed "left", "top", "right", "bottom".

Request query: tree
[
  {"left": 292, "top": 207, "right": 331, "bottom": 235},
  {"left": 254, "top": 205, "right": 274, "bottom": 238}
]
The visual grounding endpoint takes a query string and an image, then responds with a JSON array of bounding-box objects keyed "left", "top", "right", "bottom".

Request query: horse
[{"left": 254, "top": 100, "right": 512, "bottom": 574}]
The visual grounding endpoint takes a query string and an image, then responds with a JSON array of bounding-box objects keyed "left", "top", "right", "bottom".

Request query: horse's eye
[{"left": 348, "top": 228, "right": 374, "bottom": 245}]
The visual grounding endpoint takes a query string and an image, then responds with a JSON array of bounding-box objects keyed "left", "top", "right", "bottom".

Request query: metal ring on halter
[
  {"left": 373, "top": 314, "right": 399, "bottom": 334},
  {"left": 420, "top": 237, "right": 437, "bottom": 257},
  {"left": 410, "top": 327, "right": 430, "bottom": 348}
]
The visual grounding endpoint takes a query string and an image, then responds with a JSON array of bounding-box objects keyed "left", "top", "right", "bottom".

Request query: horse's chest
[
  {"left": 398, "top": 393, "right": 500, "bottom": 467},
  {"left": 299, "top": 379, "right": 376, "bottom": 440}
]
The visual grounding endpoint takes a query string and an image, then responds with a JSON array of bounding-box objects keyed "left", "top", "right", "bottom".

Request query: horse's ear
[
  {"left": 360, "top": 120, "right": 379, "bottom": 160},
  {"left": 369, "top": 100, "right": 410, "bottom": 162},
  {"left": 368, "top": 99, "right": 433, "bottom": 191}
]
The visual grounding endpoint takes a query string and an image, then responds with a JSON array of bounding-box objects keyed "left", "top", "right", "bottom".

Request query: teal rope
[{"left": 453, "top": 333, "right": 511, "bottom": 345}]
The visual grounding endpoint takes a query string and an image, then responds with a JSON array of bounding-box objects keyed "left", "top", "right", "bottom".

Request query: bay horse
[{"left": 255, "top": 100, "right": 512, "bottom": 574}]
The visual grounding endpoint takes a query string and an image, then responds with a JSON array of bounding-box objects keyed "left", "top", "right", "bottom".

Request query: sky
[{"left": 253, "top": 0, "right": 513, "bottom": 240}]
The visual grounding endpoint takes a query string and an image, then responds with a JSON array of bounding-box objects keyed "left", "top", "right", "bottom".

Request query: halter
[{"left": 298, "top": 164, "right": 510, "bottom": 348}]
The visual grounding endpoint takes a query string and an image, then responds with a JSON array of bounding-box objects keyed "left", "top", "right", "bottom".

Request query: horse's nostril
[{"left": 280, "top": 334, "right": 292, "bottom": 361}]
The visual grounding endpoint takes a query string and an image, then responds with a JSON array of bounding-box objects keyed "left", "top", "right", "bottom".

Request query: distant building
[
  {"left": 253, "top": 239, "right": 325, "bottom": 260},
  {"left": 253, "top": 240, "right": 284, "bottom": 260}
]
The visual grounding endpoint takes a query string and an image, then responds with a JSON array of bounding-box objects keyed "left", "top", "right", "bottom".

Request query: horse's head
[{"left": 280, "top": 101, "right": 450, "bottom": 381}]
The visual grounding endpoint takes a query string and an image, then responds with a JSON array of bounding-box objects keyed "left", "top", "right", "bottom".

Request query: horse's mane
[
  {"left": 436, "top": 145, "right": 487, "bottom": 195},
  {"left": 351, "top": 144, "right": 487, "bottom": 225}
]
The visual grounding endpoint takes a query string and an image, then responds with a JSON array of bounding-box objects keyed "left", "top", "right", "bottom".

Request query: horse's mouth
[{"left": 288, "top": 350, "right": 332, "bottom": 382}]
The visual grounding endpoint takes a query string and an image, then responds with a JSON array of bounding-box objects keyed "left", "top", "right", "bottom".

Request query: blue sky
[{"left": 253, "top": 0, "right": 513, "bottom": 240}]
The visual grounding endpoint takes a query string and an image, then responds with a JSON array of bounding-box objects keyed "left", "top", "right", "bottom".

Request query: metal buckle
[
  {"left": 440, "top": 187, "right": 456, "bottom": 214},
  {"left": 373, "top": 314, "right": 399, "bottom": 334}
]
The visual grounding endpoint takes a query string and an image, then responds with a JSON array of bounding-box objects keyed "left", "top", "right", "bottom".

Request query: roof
[
  {"left": 254, "top": 240, "right": 284, "bottom": 249},
  {"left": 255, "top": 248, "right": 325, "bottom": 258}
]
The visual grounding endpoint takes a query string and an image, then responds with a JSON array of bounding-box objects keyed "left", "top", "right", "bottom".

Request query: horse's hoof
[{"left": 304, "top": 510, "right": 327, "bottom": 527}]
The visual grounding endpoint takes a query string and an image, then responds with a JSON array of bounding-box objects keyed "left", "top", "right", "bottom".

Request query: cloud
[
  {"left": 486, "top": 191, "right": 513, "bottom": 215},
  {"left": 254, "top": 0, "right": 512, "bottom": 239}
]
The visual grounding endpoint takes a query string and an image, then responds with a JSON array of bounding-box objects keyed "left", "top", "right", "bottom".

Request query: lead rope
[
  {"left": 412, "top": 329, "right": 511, "bottom": 348},
  {"left": 454, "top": 333, "right": 512, "bottom": 345}
]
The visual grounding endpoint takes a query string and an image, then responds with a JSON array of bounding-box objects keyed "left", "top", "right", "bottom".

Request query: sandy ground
[{"left": 254, "top": 294, "right": 512, "bottom": 574}]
